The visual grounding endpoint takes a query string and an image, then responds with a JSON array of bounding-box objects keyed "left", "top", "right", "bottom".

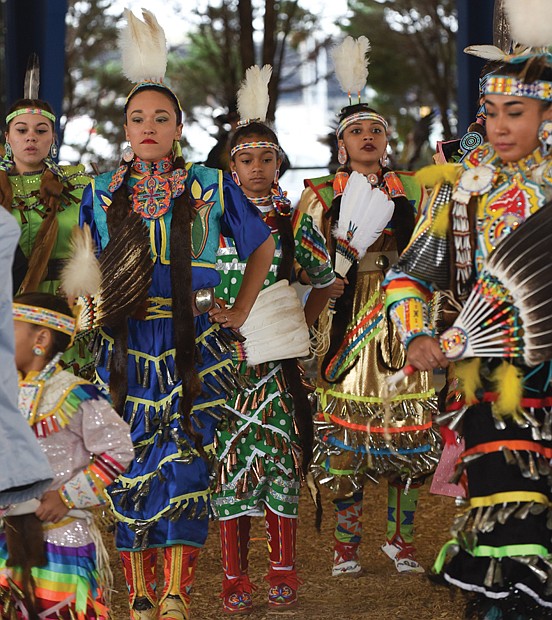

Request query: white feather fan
[
  {"left": 504, "top": 0, "right": 552, "bottom": 48},
  {"left": 236, "top": 64, "right": 272, "bottom": 123},
  {"left": 331, "top": 36, "right": 371, "bottom": 97},
  {"left": 60, "top": 225, "right": 101, "bottom": 298},
  {"left": 239, "top": 280, "right": 310, "bottom": 366},
  {"left": 332, "top": 171, "right": 395, "bottom": 277},
  {"left": 464, "top": 45, "right": 510, "bottom": 61},
  {"left": 119, "top": 8, "right": 167, "bottom": 83}
]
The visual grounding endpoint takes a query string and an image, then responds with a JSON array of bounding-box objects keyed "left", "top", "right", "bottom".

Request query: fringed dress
[
  {"left": 4, "top": 160, "right": 93, "bottom": 376},
  {"left": 384, "top": 144, "right": 552, "bottom": 616},
  {"left": 298, "top": 171, "right": 439, "bottom": 497},
  {"left": 212, "top": 202, "right": 335, "bottom": 520},
  {"left": 0, "top": 366, "right": 133, "bottom": 619},
  {"left": 79, "top": 161, "right": 270, "bottom": 551}
]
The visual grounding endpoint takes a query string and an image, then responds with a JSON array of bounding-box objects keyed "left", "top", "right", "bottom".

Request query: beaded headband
[
  {"left": 230, "top": 140, "right": 280, "bottom": 157},
  {"left": 484, "top": 75, "right": 552, "bottom": 102},
  {"left": 125, "top": 81, "right": 183, "bottom": 114},
  {"left": 6, "top": 108, "right": 56, "bottom": 125},
  {"left": 337, "top": 112, "right": 389, "bottom": 138},
  {"left": 13, "top": 303, "right": 76, "bottom": 343}
]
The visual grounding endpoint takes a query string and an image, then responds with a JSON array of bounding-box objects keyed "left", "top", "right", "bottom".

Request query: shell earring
[
  {"left": 274, "top": 168, "right": 280, "bottom": 184},
  {"left": 337, "top": 144, "right": 348, "bottom": 165},
  {"left": 231, "top": 170, "right": 241, "bottom": 186},
  {"left": 380, "top": 152, "right": 389, "bottom": 168}
]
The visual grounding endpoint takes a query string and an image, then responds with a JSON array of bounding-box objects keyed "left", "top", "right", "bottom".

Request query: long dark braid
[
  {"left": 170, "top": 155, "right": 206, "bottom": 456},
  {"left": 106, "top": 161, "right": 133, "bottom": 413}
]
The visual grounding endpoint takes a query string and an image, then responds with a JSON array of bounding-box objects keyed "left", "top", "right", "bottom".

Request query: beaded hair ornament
[
  {"left": 465, "top": 0, "right": 552, "bottom": 103},
  {"left": 230, "top": 65, "right": 280, "bottom": 157},
  {"left": 119, "top": 8, "right": 183, "bottom": 115},
  {"left": 13, "top": 303, "right": 76, "bottom": 344},
  {"left": 332, "top": 36, "right": 388, "bottom": 138}
]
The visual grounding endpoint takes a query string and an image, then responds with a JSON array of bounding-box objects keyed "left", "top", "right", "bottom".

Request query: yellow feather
[
  {"left": 415, "top": 163, "right": 461, "bottom": 188},
  {"left": 491, "top": 361, "right": 524, "bottom": 421},
  {"left": 431, "top": 201, "right": 451, "bottom": 237},
  {"left": 454, "top": 358, "right": 482, "bottom": 405}
]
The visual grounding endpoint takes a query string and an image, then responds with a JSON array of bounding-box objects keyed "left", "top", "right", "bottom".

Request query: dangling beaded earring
[
  {"left": 538, "top": 120, "right": 552, "bottom": 156},
  {"left": 274, "top": 168, "right": 280, "bottom": 184},
  {"left": 337, "top": 144, "right": 348, "bottom": 166},
  {"left": 4, "top": 142, "right": 12, "bottom": 160},
  {"left": 231, "top": 170, "right": 241, "bottom": 186},
  {"left": 49, "top": 141, "right": 59, "bottom": 159},
  {"left": 33, "top": 344, "right": 46, "bottom": 357},
  {"left": 122, "top": 142, "right": 135, "bottom": 163}
]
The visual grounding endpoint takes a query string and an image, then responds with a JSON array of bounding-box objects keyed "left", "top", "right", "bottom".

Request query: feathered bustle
[
  {"left": 331, "top": 36, "right": 370, "bottom": 97},
  {"left": 236, "top": 64, "right": 272, "bottom": 123},
  {"left": 415, "top": 163, "right": 461, "bottom": 189},
  {"left": 119, "top": 8, "right": 167, "bottom": 83},
  {"left": 23, "top": 53, "right": 40, "bottom": 100},
  {"left": 504, "top": 0, "right": 552, "bottom": 48},
  {"left": 61, "top": 225, "right": 101, "bottom": 298}
]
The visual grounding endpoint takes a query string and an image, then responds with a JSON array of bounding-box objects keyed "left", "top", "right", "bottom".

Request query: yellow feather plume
[
  {"left": 491, "top": 361, "right": 524, "bottom": 421},
  {"left": 431, "top": 202, "right": 452, "bottom": 238},
  {"left": 454, "top": 358, "right": 482, "bottom": 406},
  {"left": 415, "top": 163, "right": 461, "bottom": 188}
]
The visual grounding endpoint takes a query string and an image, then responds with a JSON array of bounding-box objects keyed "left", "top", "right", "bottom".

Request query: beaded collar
[{"left": 108, "top": 156, "right": 188, "bottom": 220}]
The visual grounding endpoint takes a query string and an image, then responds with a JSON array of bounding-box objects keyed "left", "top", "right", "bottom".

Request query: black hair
[
  {"left": 14, "top": 292, "right": 72, "bottom": 358},
  {"left": 124, "top": 84, "right": 182, "bottom": 122}
]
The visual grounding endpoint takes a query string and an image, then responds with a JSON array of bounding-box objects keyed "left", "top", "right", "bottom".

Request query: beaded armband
[{"left": 389, "top": 298, "right": 433, "bottom": 348}]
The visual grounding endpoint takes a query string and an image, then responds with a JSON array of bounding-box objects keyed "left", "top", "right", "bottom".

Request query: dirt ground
[{"left": 107, "top": 482, "right": 466, "bottom": 620}]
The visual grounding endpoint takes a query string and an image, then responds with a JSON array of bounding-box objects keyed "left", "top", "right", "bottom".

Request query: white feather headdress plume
[
  {"left": 504, "top": 0, "right": 552, "bottom": 48},
  {"left": 331, "top": 36, "right": 371, "bottom": 101},
  {"left": 119, "top": 8, "right": 167, "bottom": 83},
  {"left": 236, "top": 64, "right": 272, "bottom": 123}
]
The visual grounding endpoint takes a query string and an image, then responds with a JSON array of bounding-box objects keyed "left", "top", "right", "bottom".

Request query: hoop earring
[
  {"left": 337, "top": 145, "right": 348, "bottom": 166},
  {"left": 231, "top": 170, "right": 241, "bottom": 186},
  {"left": 4, "top": 142, "right": 12, "bottom": 159},
  {"left": 49, "top": 141, "right": 58, "bottom": 159},
  {"left": 274, "top": 168, "right": 280, "bottom": 184},
  {"left": 122, "top": 142, "right": 134, "bottom": 163},
  {"left": 538, "top": 120, "right": 552, "bottom": 156},
  {"left": 33, "top": 344, "right": 46, "bottom": 357}
]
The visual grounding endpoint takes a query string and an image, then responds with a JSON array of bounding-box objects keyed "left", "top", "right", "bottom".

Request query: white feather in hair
[
  {"left": 61, "top": 225, "right": 101, "bottom": 298},
  {"left": 119, "top": 8, "right": 167, "bottom": 83},
  {"left": 236, "top": 64, "right": 272, "bottom": 123},
  {"left": 23, "top": 53, "right": 40, "bottom": 100},
  {"left": 331, "top": 36, "right": 371, "bottom": 97},
  {"left": 504, "top": 0, "right": 552, "bottom": 48}
]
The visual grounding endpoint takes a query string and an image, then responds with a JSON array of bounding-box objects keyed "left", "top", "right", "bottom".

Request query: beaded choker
[
  {"left": 13, "top": 303, "right": 76, "bottom": 341},
  {"left": 6, "top": 107, "right": 56, "bottom": 125}
]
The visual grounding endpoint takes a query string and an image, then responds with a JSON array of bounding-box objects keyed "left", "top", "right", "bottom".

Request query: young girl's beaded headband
[
  {"left": 230, "top": 140, "right": 280, "bottom": 157},
  {"left": 6, "top": 108, "right": 56, "bottom": 125},
  {"left": 13, "top": 303, "right": 76, "bottom": 343}
]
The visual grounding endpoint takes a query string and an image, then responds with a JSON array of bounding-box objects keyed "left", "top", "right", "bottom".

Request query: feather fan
[
  {"left": 119, "top": 8, "right": 167, "bottom": 83},
  {"left": 504, "top": 0, "right": 552, "bottom": 48},
  {"left": 331, "top": 36, "right": 370, "bottom": 98},
  {"left": 332, "top": 171, "right": 395, "bottom": 278},
  {"left": 464, "top": 44, "right": 510, "bottom": 61},
  {"left": 23, "top": 53, "right": 40, "bottom": 100},
  {"left": 387, "top": 200, "right": 552, "bottom": 389},
  {"left": 236, "top": 64, "right": 272, "bottom": 123},
  {"left": 96, "top": 211, "right": 153, "bottom": 327},
  {"left": 60, "top": 225, "right": 101, "bottom": 298}
]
